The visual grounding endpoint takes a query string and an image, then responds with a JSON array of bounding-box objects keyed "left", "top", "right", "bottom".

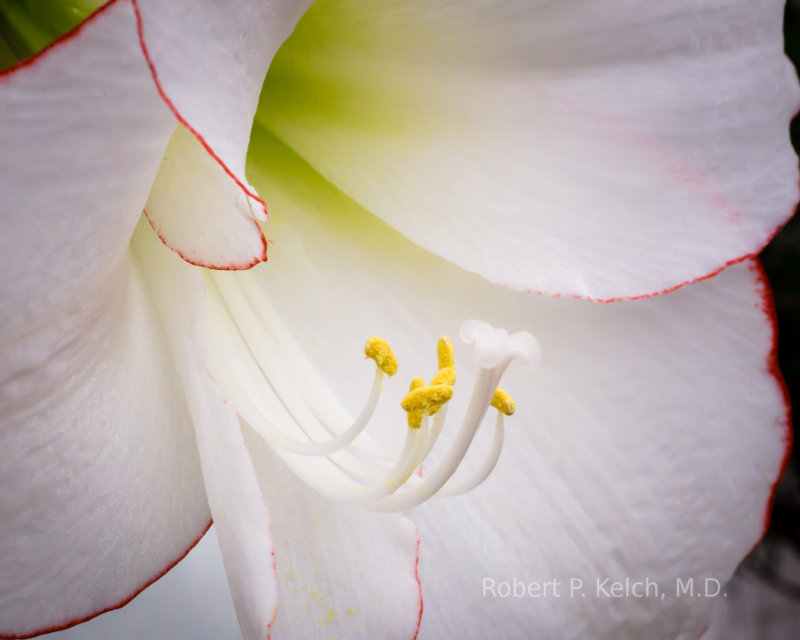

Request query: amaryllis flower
[{"left": 0, "top": 1, "right": 796, "bottom": 639}]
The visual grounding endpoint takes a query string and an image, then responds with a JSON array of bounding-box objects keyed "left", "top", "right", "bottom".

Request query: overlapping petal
[
  {"left": 0, "top": 3, "right": 208, "bottom": 634},
  {"left": 244, "top": 432, "right": 423, "bottom": 640},
  {"left": 131, "top": 221, "right": 278, "bottom": 640},
  {"left": 256, "top": 0, "right": 800, "bottom": 300},
  {"left": 144, "top": 125, "right": 268, "bottom": 270},
  {"left": 0, "top": 253, "right": 212, "bottom": 639},
  {"left": 243, "top": 128, "right": 790, "bottom": 639},
  {"left": 0, "top": 0, "right": 173, "bottom": 334},
  {"left": 134, "top": 0, "right": 313, "bottom": 220}
]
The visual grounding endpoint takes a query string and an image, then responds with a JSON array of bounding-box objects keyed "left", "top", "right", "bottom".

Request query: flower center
[{"left": 203, "top": 270, "right": 540, "bottom": 512}]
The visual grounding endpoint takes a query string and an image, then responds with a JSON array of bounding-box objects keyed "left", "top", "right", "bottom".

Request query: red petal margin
[
  {"left": 130, "top": 0, "right": 268, "bottom": 223},
  {"left": 1, "top": 0, "right": 269, "bottom": 272},
  {"left": 0, "top": 0, "right": 117, "bottom": 80},
  {"left": 0, "top": 3, "right": 225, "bottom": 637},
  {"left": 508, "top": 200, "right": 800, "bottom": 304},
  {"left": 133, "top": 0, "right": 269, "bottom": 271},
  {"left": 697, "top": 260, "right": 794, "bottom": 640},
  {"left": 0, "top": 520, "right": 213, "bottom": 640},
  {"left": 5, "top": 2, "right": 796, "bottom": 295},
  {"left": 411, "top": 527, "right": 424, "bottom": 640},
  {"left": 750, "top": 258, "right": 793, "bottom": 540},
  {"left": 143, "top": 208, "right": 269, "bottom": 271}
]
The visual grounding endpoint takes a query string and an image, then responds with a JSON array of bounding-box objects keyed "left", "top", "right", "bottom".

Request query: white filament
[
  {"left": 438, "top": 413, "right": 504, "bottom": 497},
  {"left": 204, "top": 272, "right": 538, "bottom": 512}
]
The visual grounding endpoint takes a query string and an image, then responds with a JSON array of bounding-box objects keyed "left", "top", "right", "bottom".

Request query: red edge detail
[
  {"left": 131, "top": 0, "right": 269, "bottom": 223},
  {"left": 516, "top": 217, "right": 793, "bottom": 304},
  {"left": 749, "top": 259, "right": 793, "bottom": 543},
  {"left": 3, "top": 0, "right": 796, "bottom": 299},
  {"left": 0, "top": 0, "right": 268, "bottom": 271},
  {"left": 0, "top": 0, "right": 119, "bottom": 79},
  {"left": 0, "top": 519, "right": 213, "bottom": 640},
  {"left": 143, "top": 209, "right": 268, "bottom": 271},
  {"left": 503, "top": 179, "right": 800, "bottom": 304},
  {"left": 411, "top": 527, "right": 423, "bottom": 640},
  {"left": 265, "top": 517, "right": 278, "bottom": 640}
]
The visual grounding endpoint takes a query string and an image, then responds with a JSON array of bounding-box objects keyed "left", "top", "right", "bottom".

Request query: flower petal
[
  {"left": 131, "top": 221, "right": 278, "bottom": 640},
  {"left": 244, "top": 130, "right": 789, "bottom": 639},
  {"left": 133, "top": 0, "right": 313, "bottom": 220},
  {"left": 256, "top": 0, "right": 799, "bottom": 300},
  {"left": 0, "top": 4, "right": 213, "bottom": 636},
  {"left": 243, "top": 431, "right": 424, "bottom": 640},
  {"left": 33, "top": 528, "right": 240, "bottom": 640},
  {"left": 144, "top": 124, "right": 268, "bottom": 270},
  {"left": 0, "top": 260, "right": 211, "bottom": 638},
  {"left": 0, "top": 0, "right": 174, "bottom": 338}
]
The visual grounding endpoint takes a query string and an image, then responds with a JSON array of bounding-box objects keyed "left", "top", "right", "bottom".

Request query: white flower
[{"left": 0, "top": 1, "right": 796, "bottom": 639}]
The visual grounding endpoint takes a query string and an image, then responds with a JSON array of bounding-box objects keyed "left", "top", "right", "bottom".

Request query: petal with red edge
[
  {"left": 133, "top": 0, "right": 314, "bottom": 219},
  {"left": 240, "top": 130, "right": 789, "bottom": 639},
  {"left": 145, "top": 124, "right": 268, "bottom": 270},
  {"left": 131, "top": 220, "right": 278, "bottom": 640},
  {"left": 243, "top": 431, "right": 423, "bottom": 640},
  {"left": 255, "top": 0, "right": 799, "bottom": 300},
  {"left": 0, "top": 255, "right": 210, "bottom": 639},
  {"left": 0, "top": 4, "right": 212, "bottom": 636},
  {"left": 0, "top": 0, "right": 174, "bottom": 337}
]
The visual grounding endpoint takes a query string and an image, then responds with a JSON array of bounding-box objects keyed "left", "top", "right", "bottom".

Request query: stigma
[{"left": 203, "top": 271, "right": 540, "bottom": 513}]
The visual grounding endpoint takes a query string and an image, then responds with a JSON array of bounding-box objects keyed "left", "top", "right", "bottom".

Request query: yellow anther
[
  {"left": 491, "top": 388, "right": 515, "bottom": 416},
  {"left": 427, "top": 367, "right": 455, "bottom": 416},
  {"left": 437, "top": 335, "right": 454, "bottom": 370},
  {"left": 430, "top": 367, "right": 456, "bottom": 386},
  {"left": 364, "top": 337, "right": 398, "bottom": 376},
  {"left": 402, "top": 384, "right": 453, "bottom": 413},
  {"left": 406, "top": 378, "right": 426, "bottom": 428}
]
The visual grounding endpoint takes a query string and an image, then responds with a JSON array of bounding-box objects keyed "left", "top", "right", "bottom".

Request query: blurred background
[{"left": 1, "top": 1, "right": 799, "bottom": 638}]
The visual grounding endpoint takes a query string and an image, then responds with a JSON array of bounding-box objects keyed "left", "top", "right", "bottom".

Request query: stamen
[
  {"left": 203, "top": 276, "right": 539, "bottom": 512},
  {"left": 490, "top": 388, "right": 515, "bottom": 416},
  {"left": 437, "top": 335, "right": 455, "bottom": 369},
  {"left": 236, "top": 272, "right": 394, "bottom": 463},
  {"left": 307, "top": 412, "right": 430, "bottom": 505},
  {"left": 401, "top": 384, "right": 454, "bottom": 413},
  {"left": 421, "top": 404, "right": 450, "bottom": 460},
  {"left": 439, "top": 392, "right": 516, "bottom": 497},
  {"left": 405, "top": 377, "right": 426, "bottom": 429},
  {"left": 204, "top": 281, "right": 387, "bottom": 457},
  {"left": 438, "top": 412, "right": 506, "bottom": 498},
  {"left": 365, "top": 337, "right": 398, "bottom": 376},
  {"left": 430, "top": 367, "right": 456, "bottom": 386},
  {"left": 363, "top": 366, "right": 502, "bottom": 512}
]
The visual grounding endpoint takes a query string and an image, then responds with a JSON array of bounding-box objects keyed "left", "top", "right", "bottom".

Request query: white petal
[
  {"left": 0, "top": 4, "right": 211, "bottom": 636},
  {"left": 34, "top": 528, "right": 240, "bottom": 640},
  {"left": 0, "top": 0, "right": 174, "bottom": 340},
  {"left": 145, "top": 124, "right": 268, "bottom": 270},
  {"left": 243, "top": 131, "right": 789, "bottom": 639},
  {"left": 244, "top": 430, "right": 424, "bottom": 640},
  {"left": 131, "top": 220, "right": 278, "bottom": 640},
  {"left": 0, "top": 256, "right": 211, "bottom": 637},
  {"left": 134, "top": 0, "right": 313, "bottom": 220},
  {"left": 256, "top": 0, "right": 799, "bottom": 300}
]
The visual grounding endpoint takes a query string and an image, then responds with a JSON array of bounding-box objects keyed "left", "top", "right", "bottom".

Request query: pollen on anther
[
  {"left": 437, "top": 335, "right": 454, "bottom": 370},
  {"left": 402, "top": 384, "right": 453, "bottom": 412},
  {"left": 405, "top": 378, "right": 426, "bottom": 429},
  {"left": 491, "top": 388, "right": 515, "bottom": 416},
  {"left": 364, "top": 337, "right": 398, "bottom": 376},
  {"left": 431, "top": 367, "right": 456, "bottom": 386}
]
